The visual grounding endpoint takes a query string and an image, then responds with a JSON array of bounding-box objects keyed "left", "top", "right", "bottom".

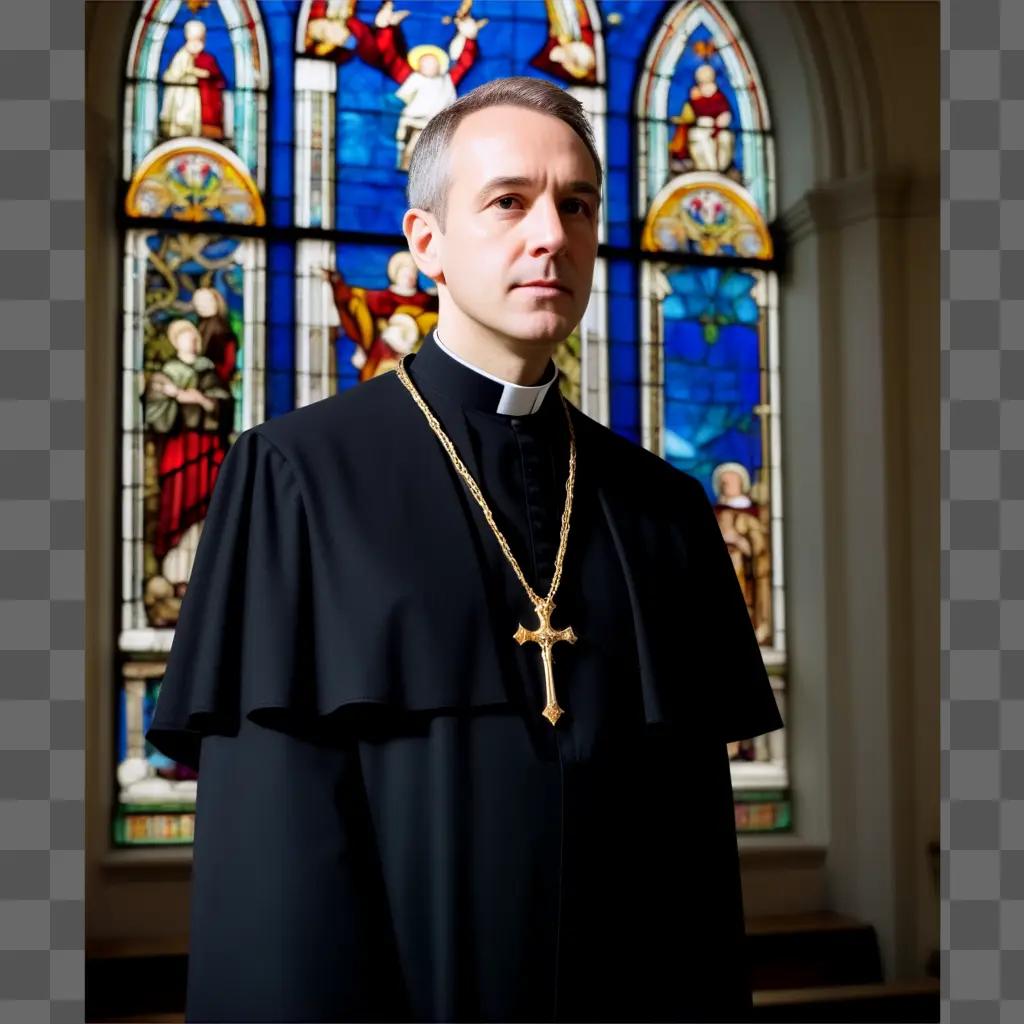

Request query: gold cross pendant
[{"left": 514, "top": 599, "right": 577, "bottom": 726}]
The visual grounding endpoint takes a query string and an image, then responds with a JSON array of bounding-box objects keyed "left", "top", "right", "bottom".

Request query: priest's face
[{"left": 407, "top": 105, "right": 601, "bottom": 365}]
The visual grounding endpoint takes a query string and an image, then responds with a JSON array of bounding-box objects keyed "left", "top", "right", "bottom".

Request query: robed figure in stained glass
[
  {"left": 159, "top": 19, "right": 228, "bottom": 141},
  {"left": 668, "top": 48, "right": 737, "bottom": 177},
  {"left": 712, "top": 461, "right": 771, "bottom": 644},
  {"left": 144, "top": 318, "right": 232, "bottom": 592}
]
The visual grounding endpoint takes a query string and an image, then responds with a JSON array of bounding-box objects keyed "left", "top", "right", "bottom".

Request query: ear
[{"left": 402, "top": 207, "right": 444, "bottom": 284}]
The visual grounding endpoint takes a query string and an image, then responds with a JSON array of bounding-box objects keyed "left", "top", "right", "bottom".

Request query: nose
[{"left": 525, "top": 196, "right": 569, "bottom": 258}]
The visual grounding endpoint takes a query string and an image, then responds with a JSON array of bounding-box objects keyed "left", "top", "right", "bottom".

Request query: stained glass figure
[
  {"left": 325, "top": 249, "right": 439, "bottom": 380},
  {"left": 344, "top": 0, "right": 485, "bottom": 173},
  {"left": 159, "top": 19, "right": 229, "bottom": 141},
  {"left": 300, "top": 0, "right": 360, "bottom": 62},
  {"left": 529, "top": 0, "right": 601, "bottom": 85}
]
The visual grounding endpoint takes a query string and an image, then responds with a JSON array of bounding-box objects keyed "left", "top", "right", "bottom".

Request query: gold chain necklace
[{"left": 395, "top": 356, "right": 578, "bottom": 726}]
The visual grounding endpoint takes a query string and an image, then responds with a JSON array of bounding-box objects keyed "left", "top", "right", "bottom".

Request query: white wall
[{"left": 733, "top": 0, "right": 940, "bottom": 981}]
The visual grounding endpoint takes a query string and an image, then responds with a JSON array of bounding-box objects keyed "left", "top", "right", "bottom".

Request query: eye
[
  {"left": 494, "top": 196, "right": 521, "bottom": 210},
  {"left": 563, "top": 198, "right": 592, "bottom": 216}
]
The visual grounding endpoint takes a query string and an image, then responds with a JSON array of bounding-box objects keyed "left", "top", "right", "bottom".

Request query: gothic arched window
[
  {"left": 115, "top": 0, "right": 787, "bottom": 846},
  {"left": 631, "top": 1, "right": 787, "bottom": 830},
  {"left": 117, "top": 0, "right": 273, "bottom": 845}
]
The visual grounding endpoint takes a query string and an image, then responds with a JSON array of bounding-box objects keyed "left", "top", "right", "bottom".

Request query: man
[{"left": 147, "top": 76, "right": 783, "bottom": 1023}]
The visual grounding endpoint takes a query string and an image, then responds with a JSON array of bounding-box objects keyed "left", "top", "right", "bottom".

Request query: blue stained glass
[
  {"left": 267, "top": 5, "right": 296, "bottom": 226},
  {"left": 663, "top": 266, "right": 759, "bottom": 341},
  {"left": 661, "top": 268, "right": 763, "bottom": 499},
  {"left": 270, "top": 196, "right": 292, "bottom": 225},
  {"left": 268, "top": 240, "right": 296, "bottom": 419},
  {"left": 608, "top": 258, "right": 639, "bottom": 440},
  {"left": 125, "top": 1, "right": 776, "bottom": 456},
  {"left": 607, "top": 165, "right": 633, "bottom": 247},
  {"left": 123, "top": 0, "right": 777, "bottom": 458},
  {"left": 601, "top": 2, "right": 670, "bottom": 103},
  {"left": 601, "top": 1, "right": 673, "bottom": 231},
  {"left": 607, "top": 115, "right": 631, "bottom": 170},
  {"left": 609, "top": 334, "right": 637, "bottom": 380},
  {"left": 612, "top": 390, "right": 640, "bottom": 446},
  {"left": 333, "top": 0, "right": 610, "bottom": 235}
]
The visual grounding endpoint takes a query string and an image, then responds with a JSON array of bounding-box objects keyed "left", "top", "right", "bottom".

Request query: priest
[{"left": 146, "top": 75, "right": 783, "bottom": 1023}]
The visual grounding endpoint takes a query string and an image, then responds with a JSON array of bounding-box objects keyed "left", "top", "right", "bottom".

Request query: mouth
[{"left": 516, "top": 281, "right": 571, "bottom": 295}]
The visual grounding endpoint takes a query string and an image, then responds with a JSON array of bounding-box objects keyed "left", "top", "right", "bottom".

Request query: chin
[{"left": 503, "top": 313, "right": 576, "bottom": 346}]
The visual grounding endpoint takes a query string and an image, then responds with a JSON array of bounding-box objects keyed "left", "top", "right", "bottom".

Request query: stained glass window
[
  {"left": 632, "top": 0, "right": 787, "bottom": 825},
  {"left": 116, "top": 0, "right": 788, "bottom": 846},
  {"left": 117, "top": 0, "right": 274, "bottom": 844}
]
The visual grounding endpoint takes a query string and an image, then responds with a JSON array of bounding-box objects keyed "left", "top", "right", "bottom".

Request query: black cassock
[{"left": 146, "top": 330, "right": 783, "bottom": 1023}]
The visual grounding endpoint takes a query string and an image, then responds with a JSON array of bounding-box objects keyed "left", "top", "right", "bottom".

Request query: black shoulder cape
[{"left": 147, "top": 366, "right": 781, "bottom": 769}]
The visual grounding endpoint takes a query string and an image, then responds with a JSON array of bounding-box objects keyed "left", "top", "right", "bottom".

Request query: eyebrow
[{"left": 474, "top": 176, "right": 603, "bottom": 207}]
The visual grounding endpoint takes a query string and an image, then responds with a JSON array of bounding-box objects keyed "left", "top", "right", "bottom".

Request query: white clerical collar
[{"left": 433, "top": 330, "right": 557, "bottom": 416}]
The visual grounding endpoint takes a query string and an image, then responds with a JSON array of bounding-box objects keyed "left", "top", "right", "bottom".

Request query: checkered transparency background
[
  {"left": 0, "top": 0, "right": 1007, "bottom": 1020},
  {"left": 0, "top": 0, "right": 85, "bottom": 1021},
  {"left": 943, "top": 0, "right": 1024, "bottom": 1021}
]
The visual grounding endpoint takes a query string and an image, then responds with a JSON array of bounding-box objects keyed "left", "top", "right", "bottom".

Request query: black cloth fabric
[{"left": 146, "top": 329, "right": 783, "bottom": 1022}]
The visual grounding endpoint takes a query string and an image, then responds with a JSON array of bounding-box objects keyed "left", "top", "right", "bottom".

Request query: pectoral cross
[{"left": 514, "top": 599, "right": 577, "bottom": 726}]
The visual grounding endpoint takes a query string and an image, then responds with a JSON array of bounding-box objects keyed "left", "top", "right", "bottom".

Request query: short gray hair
[{"left": 406, "top": 76, "right": 603, "bottom": 232}]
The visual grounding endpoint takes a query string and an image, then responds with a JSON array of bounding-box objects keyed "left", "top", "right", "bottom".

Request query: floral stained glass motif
[
  {"left": 641, "top": 173, "right": 772, "bottom": 259},
  {"left": 126, "top": 138, "right": 267, "bottom": 225}
]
